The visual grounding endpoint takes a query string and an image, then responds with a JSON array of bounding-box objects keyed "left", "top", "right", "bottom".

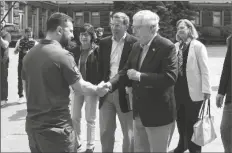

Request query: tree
[{"left": 113, "top": 1, "right": 198, "bottom": 42}]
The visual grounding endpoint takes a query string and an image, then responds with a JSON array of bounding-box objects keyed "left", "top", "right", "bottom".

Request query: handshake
[{"left": 96, "top": 81, "right": 112, "bottom": 97}]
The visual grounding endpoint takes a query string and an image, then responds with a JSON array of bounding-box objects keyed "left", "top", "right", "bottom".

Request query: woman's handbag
[{"left": 191, "top": 99, "right": 217, "bottom": 146}]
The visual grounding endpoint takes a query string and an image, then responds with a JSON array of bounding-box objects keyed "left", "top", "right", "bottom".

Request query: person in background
[
  {"left": 95, "top": 27, "right": 104, "bottom": 45},
  {"left": 14, "top": 27, "right": 38, "bottom": 103},
  {"left": 0, "top": 20, "right": 11, "bottom": 107},
  {"left": 173, "top": 19, "right": 211, "bottom": 153},
  {"left": 70, "top": 24, "right": 99, "bottom": 153},
  {"left": 22, "top": 12, "right": 108, "bottom": 153},
  {"left": 216, "top": 34, "right": 231, "bottom": 153}
]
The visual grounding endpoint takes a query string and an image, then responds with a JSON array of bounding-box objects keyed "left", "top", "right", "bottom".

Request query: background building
[{"left": 1, "top": 1, "right": 231, "bottom": 43}]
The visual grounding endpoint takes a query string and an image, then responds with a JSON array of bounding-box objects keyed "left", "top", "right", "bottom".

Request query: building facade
[
  {"left": 1, "top": 1, "right": 58, "bottom": 38},
  {"left": 1, "top": 1, "right": 231, "bottom": 41}
]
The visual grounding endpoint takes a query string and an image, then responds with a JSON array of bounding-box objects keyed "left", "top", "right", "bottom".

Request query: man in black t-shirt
[
  {"left": 22, "top": 12, "right": 109, "bottom": 152},
  {"left": 1, "top": 21, "right": 11, "bottom": 107},
  {"left": 14, "top": 27, "right": 38, "bottom": 103}
]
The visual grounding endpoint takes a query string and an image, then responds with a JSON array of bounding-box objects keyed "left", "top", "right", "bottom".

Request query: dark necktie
[
  {"left": 138, "top": 45, "right": 144, "bottom": 70},
  {"left": 178, "top": 43, "right": 186, "bottom": 76}
]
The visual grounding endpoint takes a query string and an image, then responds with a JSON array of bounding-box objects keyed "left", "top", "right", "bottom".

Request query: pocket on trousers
[{"left": 37, "top": 127, "right": 73, "bottom": 142}]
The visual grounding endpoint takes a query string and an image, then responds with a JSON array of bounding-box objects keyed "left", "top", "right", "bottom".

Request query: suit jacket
[
  {"left": 175, "top": 39, "right": 211, "bottom": 102},
  {"left": 111, "top": 34, "right": 178, "bottom": 127},
  {"left": 218, "top": 35, "right": 231, "bottom": 104},
  {"left": 98, "top": 33, "right": 137, "bottom": 113}
]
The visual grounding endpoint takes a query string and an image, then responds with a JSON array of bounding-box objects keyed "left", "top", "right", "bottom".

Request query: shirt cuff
[
  {"left": 137, "top": 72, "right": 141, "bottom": 82},
  {"left": 107, "top": 82, "right": 113, "bottom": 92}
]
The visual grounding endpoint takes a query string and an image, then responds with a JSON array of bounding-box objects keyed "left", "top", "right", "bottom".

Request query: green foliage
[
  {"left": 199, "top": 26, "right": 221, "bottom": 37},
  {"left": 113, "top": 1, "right": 198, "bottom": 42},
  {"left": 221, "top": 24, "right": 232, "bottom": 38}
]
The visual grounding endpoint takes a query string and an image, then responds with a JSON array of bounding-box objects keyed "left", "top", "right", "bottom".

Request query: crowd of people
[{"left": 0, "top": 10, "right": 231, "bottom": 153}]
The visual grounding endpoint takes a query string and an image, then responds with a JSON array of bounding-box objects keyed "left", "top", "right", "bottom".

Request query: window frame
[
  {"left": 213, "top": 11, "right": 222, "bottom": 27},
  {"left": 90, "top": 11, "right": 100, "bottom": 27}
]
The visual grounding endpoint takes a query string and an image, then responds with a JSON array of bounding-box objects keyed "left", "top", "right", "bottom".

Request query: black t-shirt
[{"left": 22, "top": 39, "right": 82, "bottom": 131}]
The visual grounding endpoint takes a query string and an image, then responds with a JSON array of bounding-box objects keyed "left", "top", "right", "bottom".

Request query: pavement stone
[{"left": 1, "top": 46, "right": 228, "bottom": 152}]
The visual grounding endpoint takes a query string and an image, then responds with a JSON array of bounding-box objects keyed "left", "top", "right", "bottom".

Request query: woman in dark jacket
[{"left": 70, "top": 24, "right": 99, "bottom": 152}]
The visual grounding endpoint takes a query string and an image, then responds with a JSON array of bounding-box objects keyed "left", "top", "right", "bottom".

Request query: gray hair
[
  {"left": 133, "top": 10, "right": 160, "bottom": 33},
  {"left": 176, "top": 19, "right": 199, "bottom": 41},
  {"left": 112, "top": 12, "right": 130, "bottom": 28}
]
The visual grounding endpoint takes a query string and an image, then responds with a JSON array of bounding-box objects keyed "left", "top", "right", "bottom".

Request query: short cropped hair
[
  {"left": 112, "top": 12, "right": 130, "bottom": 27},
  {"left": 47, "top": 12, "right": 73, "bottom": 32},
  {"left": 133, "top": 10, "right": 160, "bottom": 32},
  {"left": 176, "top": 19, "right": 199, "bottom": 41}
]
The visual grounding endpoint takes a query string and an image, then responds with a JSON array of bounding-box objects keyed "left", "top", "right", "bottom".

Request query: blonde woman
[{"left": 174, "top": 19, "right": 211, "bottom": 153}]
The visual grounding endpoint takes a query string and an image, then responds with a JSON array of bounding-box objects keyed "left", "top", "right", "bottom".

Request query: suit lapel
[
  {"left": 186, "top": 40, "right": 195, "bottom": 69},
  {"left": 119, "top": 35, "right": 132, "bottom": 70},
  {"left": 135, "top": 45, "right": 143, "bottom": 70},
  {"left": 140, "top": 35, "right": 160, "bottom": 70}
]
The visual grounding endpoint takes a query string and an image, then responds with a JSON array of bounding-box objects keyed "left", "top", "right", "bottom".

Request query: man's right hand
[{"left": 96, "top": 81, "right": 110, "bottom": 97}]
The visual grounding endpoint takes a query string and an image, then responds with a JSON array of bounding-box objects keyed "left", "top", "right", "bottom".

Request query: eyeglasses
[{"left": 109, "top": 23, "right": 123, "bottom": 28}]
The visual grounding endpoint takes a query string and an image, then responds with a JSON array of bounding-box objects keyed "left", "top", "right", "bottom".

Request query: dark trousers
[
  {"left": 18, "top": 52, "right": 25, "bottom": 98},
  {"left": 1, "top": 59, "right": 9, "bottom": 101},
  {"left": 174, "top": 74, "right": 203, "bottom": 153},
  {"left": 220, "top": 103, "right": 232, "bottom": 153},
  {"left": 174, "top": 101, "right": 203, "bottom": 153},
  {"left": 18, "top": 60, "right": 23, "bottom": 98},
  {"left": 27, "top": 127, "right": 77, "bottom": 153}
]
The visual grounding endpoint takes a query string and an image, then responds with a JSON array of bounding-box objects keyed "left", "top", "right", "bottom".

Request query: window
[
  {"left": 4, "top": 2, "right": 9, "bottom": 22},
  {"left": 91, "top": 12, "right": 100, "bottom": 27},
  {"left": 192, "top": 11, "right": 200, "bottom": 26},
  {"left": 74, "top": 12, "right": 84, "bottom": 27},
  {"left": 213, "top": 11, "right": 222, "bottom": 26},
  {"left": 231, "top": 11, "right": 232, "bottom": 24},
  {"left": 41, "top": 16, "right": 46, "bottom": 33},
  {"left": 32, "top": 14, "right": 36, "bottom": 37},
  {"left": 19, "top": 13, "right": 24, "bottom": 30}
]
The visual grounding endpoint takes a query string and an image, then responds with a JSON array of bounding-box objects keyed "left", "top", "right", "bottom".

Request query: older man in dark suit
[
  {"left": 108, "top": 10, "right": 178, "bottom": 152},
  {"left": 98, "top": 12, "right": 137, "bottom": 152}
]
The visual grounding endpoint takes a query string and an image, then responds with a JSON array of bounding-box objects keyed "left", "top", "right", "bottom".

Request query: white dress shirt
[
  {"left": 139, "top": 33, "right": 157, "bottom": 70},
  {"left": 109, "top": 33, "right": 127, "bottom": 79}
]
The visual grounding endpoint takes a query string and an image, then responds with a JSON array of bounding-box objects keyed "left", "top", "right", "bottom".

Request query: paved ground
[{"left": 1, "top": 45, "right": 227, "bottom": 152}]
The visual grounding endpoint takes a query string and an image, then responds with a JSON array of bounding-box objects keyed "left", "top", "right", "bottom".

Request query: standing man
[
  {"left": 0, "top": 20, "right": 11, "bottom": 107},
  {"left": 216, "top": 34, "right": 232, "bottom": 153},
  {"left": 22, "top": 12, "right": 108, "bottom": 153},
  {"left": 98, "top": 12, "right": 137, "bottom": 152},
  {"left": 14, "top": 27, "right": 38, "bottom": 103},
  {"left": 110, "top": 10, "right": 178, "bottom": 152}
]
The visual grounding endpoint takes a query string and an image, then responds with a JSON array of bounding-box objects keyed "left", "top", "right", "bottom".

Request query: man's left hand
[{"left": 127, "top": 69, "right": 141, "bottom": 81}]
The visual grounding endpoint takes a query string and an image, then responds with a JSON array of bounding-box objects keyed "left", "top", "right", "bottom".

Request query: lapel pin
[{"left": 152, "top": 48, "right": 155, "bottom": 52}]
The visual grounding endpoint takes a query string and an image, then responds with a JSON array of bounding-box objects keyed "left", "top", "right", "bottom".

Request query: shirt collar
[
  {"left": 40, "top": 39, "right": 62, "bottom": 48},
  {"left": 112, "top": 32, "right": 127, "bottom": 42},
  {"left": 140, "top": 33, "right": 157, "bottom": 49}
]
